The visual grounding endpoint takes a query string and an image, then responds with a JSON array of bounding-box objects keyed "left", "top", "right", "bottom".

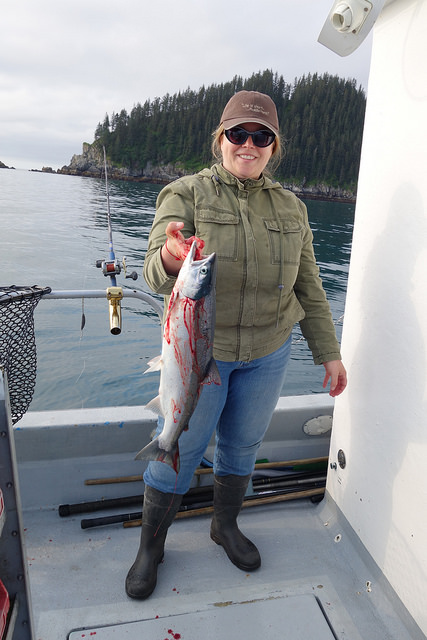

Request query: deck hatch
[{"left": 68, "top": 593, "right": 336, "bottom": 639}]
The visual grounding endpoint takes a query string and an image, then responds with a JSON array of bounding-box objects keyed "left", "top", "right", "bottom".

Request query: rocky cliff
[
  {"left": 58, "top": 142, "right": 186, "bottom": 183},
  {"left": 58, "top": 143, "right": 106, "bottom": 178}
]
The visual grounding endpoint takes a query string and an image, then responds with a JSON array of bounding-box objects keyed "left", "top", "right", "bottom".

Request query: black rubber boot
[
  {"left": 125, "top": 485, "right": 183, "bottom": 599},
  {"left": 210, "top": 474, "right": 261, "bottom": 571}
]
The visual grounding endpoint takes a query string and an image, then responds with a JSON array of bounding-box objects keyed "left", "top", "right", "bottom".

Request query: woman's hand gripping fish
[{"left": 135, "top": 240, "right": 220, "bottom": 472}]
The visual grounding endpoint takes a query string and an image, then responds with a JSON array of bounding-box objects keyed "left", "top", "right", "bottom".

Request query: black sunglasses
[{"left": 224, "top": 126, "right": 276, "bottom": 148}]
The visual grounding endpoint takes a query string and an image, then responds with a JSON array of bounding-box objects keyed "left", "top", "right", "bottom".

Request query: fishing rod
[
  {"left": 60, "top": 470, "right": 326, "bottom": 519},
  {"left": 67, "top": 471, "right": 326, "bottom": 529},
  {"left": 80, "top": 484, "right": 326, "bottom": 529},
  {"left": 95, "top": 146, "right": 138, "bottom": 335}
]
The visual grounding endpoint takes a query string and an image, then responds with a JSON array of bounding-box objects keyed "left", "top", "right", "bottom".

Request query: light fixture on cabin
[
  {"left": 318, "top": 0, "right": 385, "bottom": 57},
  {"left": 331, "top": 0, "right": 373, "bottom": 35}
]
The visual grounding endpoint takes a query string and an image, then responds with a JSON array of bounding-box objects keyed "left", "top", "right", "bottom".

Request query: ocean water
[{"left": 0, "top": 168, "right": 354, "bottom": 412}]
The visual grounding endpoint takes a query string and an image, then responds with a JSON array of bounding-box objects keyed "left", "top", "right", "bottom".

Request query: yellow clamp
[{"left": 106, "top": 286, "right": 123, "bottom": 335}]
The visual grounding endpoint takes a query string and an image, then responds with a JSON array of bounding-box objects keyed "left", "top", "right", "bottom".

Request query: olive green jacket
[{"left": 143, "top": 163, "right": 341, "bottom": 364}]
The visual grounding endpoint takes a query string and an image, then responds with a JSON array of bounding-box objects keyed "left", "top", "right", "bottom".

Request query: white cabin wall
[{"left": 327, "top": 0, "right": 427, "bottom": 634}]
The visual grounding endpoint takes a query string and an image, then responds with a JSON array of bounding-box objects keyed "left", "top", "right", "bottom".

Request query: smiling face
[{"left": 220, "top": 121, "right": 274, "bottom": 181}]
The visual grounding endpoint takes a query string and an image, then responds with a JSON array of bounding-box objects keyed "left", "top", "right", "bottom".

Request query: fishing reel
[{"left": 96, "top": 257, "right": 138, "bottom": 281}]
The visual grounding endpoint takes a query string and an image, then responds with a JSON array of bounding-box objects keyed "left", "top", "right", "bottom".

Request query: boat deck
[
  {"left": 4, "top": 399, "right": 424, "bottom": 640},
  {"left": 23, "top": 492, "right": 418, "bottom": 640}
]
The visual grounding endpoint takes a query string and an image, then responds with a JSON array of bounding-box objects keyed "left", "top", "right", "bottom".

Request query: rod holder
[{"left": 106, "top": 286, "right": 123, "bottom": 335}]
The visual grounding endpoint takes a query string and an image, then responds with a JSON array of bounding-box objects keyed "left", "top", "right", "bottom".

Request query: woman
[{"left": 126, "top": 90, "right": 347, "bottom": 599}]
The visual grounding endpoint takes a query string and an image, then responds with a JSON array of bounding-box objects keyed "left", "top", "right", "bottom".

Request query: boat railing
[
  {"left": 43, "top": 288, "right": 164, "bottom": 322},
  {"left": 0, "top": 285, "right": 164, "bottom": 426}
]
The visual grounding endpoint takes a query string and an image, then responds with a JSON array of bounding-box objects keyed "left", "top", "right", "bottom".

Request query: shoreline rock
[
  {"left": 282, "top": 181, "right": 356, "bottom": 203},
  {"left": 0, "top": 160, "right": 14, "bottom": 170},
  {"left": 29, "top": 167, "right": 56, "bottom": 174},
  {"left": 56, "top": 143, "right": 357, "bottom": 203}
]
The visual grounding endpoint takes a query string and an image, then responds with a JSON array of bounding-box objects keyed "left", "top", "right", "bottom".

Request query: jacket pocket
[
  {"left": 264, "top": 219, "right": 303, "bottom": 265},
  {"left": 195, "top": 207, "right": 240, "bottom": 261}
]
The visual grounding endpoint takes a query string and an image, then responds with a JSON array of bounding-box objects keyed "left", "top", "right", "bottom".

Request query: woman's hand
[
  {"left": 322, "top": 360, "right": 347, "bottom": 397},
  {"left": 160, "top": 222, "right": 187, "bottom": 275},
  {"left": 160, "top": 222, "right": 205, "bottom": 275},
  {"left": 165, "top": 221, "right": 187, "bottom": 256}
]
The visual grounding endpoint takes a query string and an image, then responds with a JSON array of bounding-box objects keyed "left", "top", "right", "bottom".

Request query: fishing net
[{"left": 0, "top": 285, "right": 51, "bottom": 424}]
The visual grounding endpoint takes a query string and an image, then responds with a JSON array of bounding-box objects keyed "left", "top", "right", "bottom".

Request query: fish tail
[{"left": 134, "top": 438, "right": 180, "bottom": 473}]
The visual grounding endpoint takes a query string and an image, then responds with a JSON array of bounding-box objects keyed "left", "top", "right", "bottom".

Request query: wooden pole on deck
[
  {"left": 84, "top": 456, "right": 328, "bottom": 485},
  {"left": 122, "top": 486, "right": 325, "bottom": 528}
]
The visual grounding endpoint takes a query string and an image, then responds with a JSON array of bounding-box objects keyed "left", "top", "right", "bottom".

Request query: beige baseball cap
[{"left": 220, "top": 90, "right": 279, "bottom": 136}]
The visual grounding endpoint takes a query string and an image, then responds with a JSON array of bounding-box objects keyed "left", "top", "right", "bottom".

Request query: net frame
[{"left": 0, "top": 285, "right": 51, "bottom": 423}]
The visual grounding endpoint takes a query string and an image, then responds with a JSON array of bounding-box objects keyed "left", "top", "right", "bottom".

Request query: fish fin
[
  {"left": 203, "top": 359, "right": 221, "bottom": 386},
  {"left": 145, "top": 395, "right": 164, "bottom": 417},
  {"left": 144, "top": 354, "right": 162, "bottom": 373},
  {"left": 135, "top": 438, "right": 180, "bottom": 473}
]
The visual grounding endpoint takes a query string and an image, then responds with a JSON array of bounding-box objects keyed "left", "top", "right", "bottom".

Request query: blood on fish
[
  {"left": 164, "top": 291, "right": 178, "bottom": 345},
  {"left": 171, "top": 399, "right": 181, "bottom": 424}
]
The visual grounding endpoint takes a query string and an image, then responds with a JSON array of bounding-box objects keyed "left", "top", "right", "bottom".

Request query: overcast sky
[{"left": 1, "top": 0, "right": 373, "bottom": 170}]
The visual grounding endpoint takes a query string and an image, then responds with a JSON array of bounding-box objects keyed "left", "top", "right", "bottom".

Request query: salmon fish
[{"left": 135, "top": 240, "right": 220, "bottom": 472}]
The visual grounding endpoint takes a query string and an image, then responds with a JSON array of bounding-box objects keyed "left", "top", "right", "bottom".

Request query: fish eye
[{"left": 200, "top": 266, "right": 208, "bottom": 275}]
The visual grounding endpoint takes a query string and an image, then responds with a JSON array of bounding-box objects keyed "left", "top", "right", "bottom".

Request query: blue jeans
[{"left": 143, "top": 335, "right": 292, "bottom": 494}]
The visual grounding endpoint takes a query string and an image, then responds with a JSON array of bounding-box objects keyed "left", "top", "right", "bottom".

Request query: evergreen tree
[{"left": 93, "top": 70, "right": 366, "bottom": 189}]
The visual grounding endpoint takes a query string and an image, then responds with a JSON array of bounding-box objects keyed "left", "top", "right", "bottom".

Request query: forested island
[{"left": 59, "top": 70, "right": 366, "bottom": 201}]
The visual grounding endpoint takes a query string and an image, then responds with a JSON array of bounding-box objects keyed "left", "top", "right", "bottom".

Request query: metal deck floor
[{"left": 22, "top": 496, "right": 419, "bottom": 640}]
